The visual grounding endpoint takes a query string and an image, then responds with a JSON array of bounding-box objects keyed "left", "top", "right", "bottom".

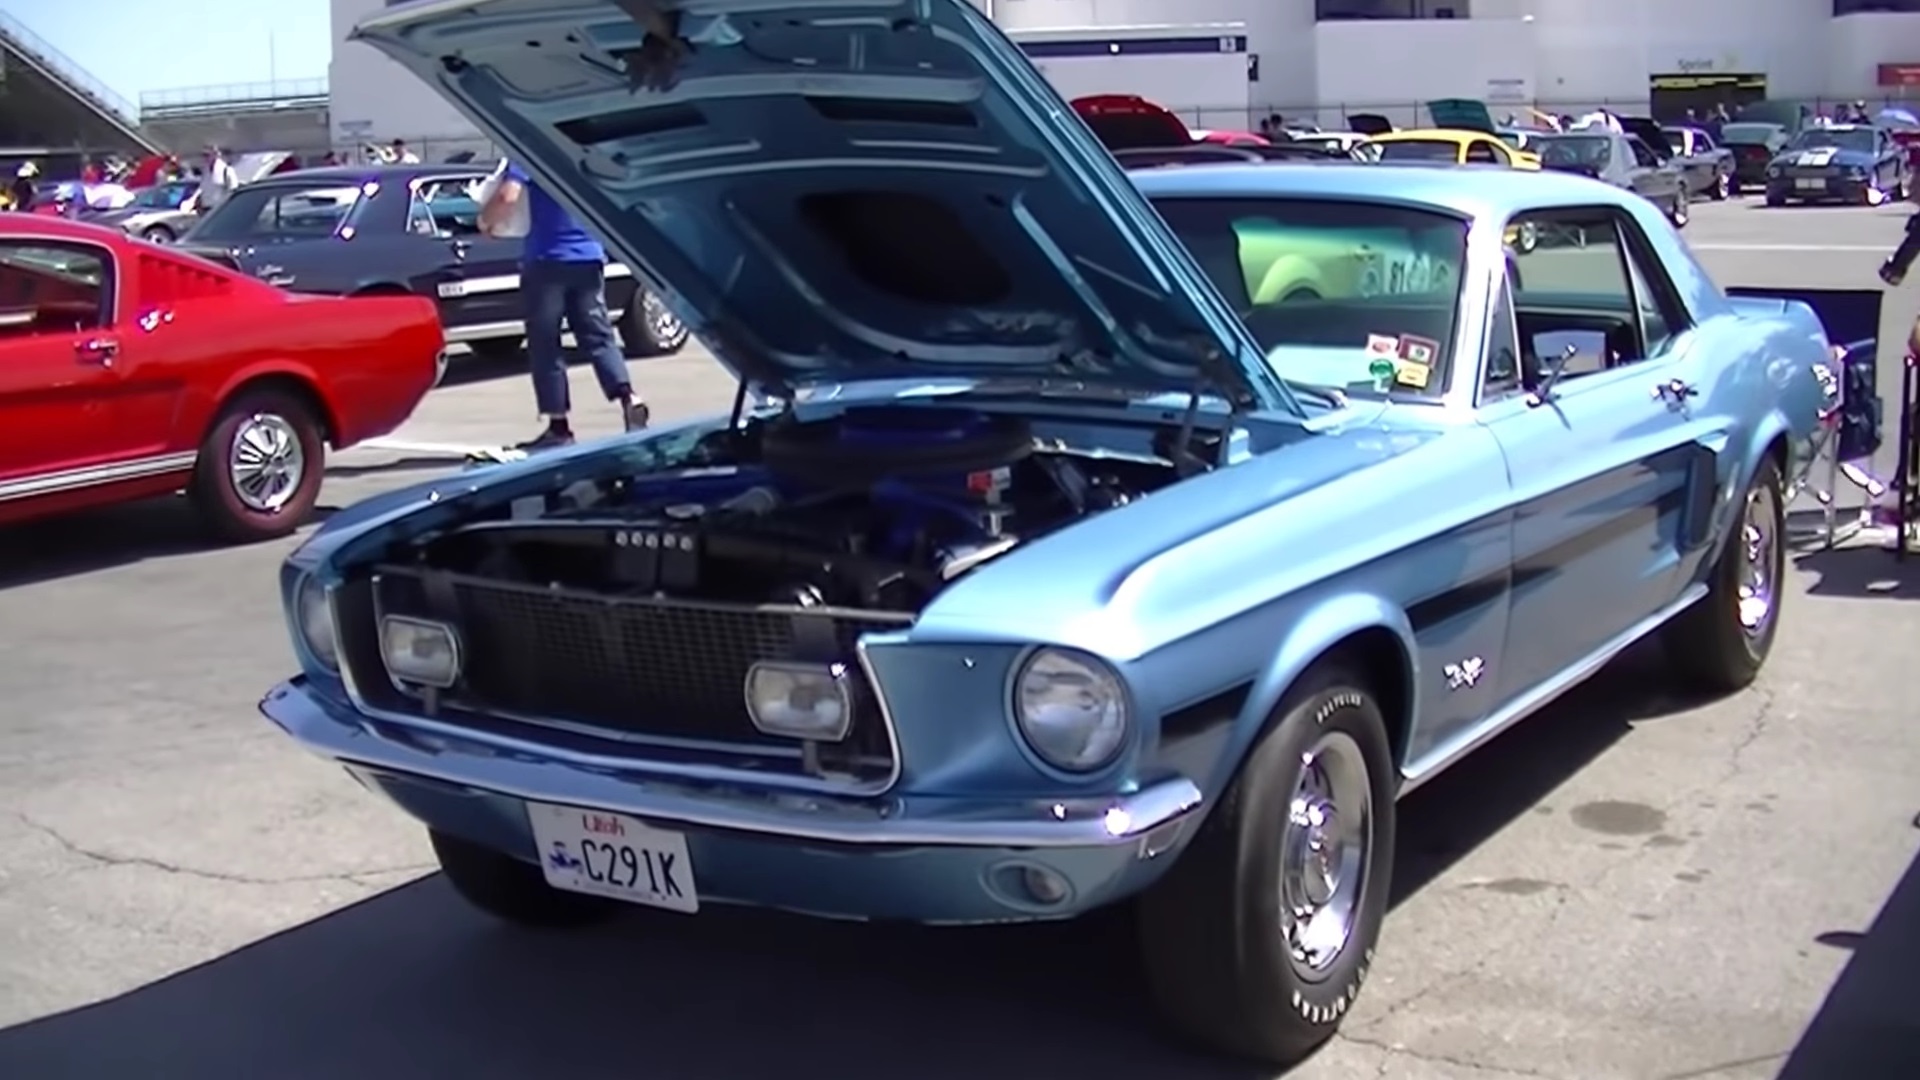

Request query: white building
[{"left": 330, "top": 0, "right": 1920, "bottom": 146}]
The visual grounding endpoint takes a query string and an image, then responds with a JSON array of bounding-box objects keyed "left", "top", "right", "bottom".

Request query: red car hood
[{"left": 1070, "top": 94, "right": 1196, "bottom": 149}]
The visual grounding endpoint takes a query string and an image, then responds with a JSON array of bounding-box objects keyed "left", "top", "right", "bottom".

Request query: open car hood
[
  {"left": 352, "top": 0, "right": 1289, "bottom": 410},
  {"left": 1616, "top": 116, "right": 1673, "bottom": 157},
  {"left": 1346, "top": 113, "right": 1392, "bottom": 136},
  {"left": 1425, "top": 99, "right": 1495, "bottom": 135},
  {"left": 1070, "top": 94, "right": 1194, "bottom": 150}
]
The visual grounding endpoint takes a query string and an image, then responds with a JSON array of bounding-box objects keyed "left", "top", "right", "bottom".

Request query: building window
[
  {"left": 1834, "top": 0, "right": 1920, "bottom": 12},
  {"left": 1316, "top": 0, "right": 1468, "bottom": 17}
]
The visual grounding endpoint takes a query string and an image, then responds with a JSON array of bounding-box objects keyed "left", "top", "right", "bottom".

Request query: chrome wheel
[
  {"left": 1280, "top": 730, "right": 1374, "bottom": 980},
  {"left": 1736, "top": 479, "right": 1781, "bottom": 642},
  {"left": 228, "top": 412, "right": 305, "bottom": 513},
  {"left": 643, "top": 291, "right": 682, "bottom": 345}
]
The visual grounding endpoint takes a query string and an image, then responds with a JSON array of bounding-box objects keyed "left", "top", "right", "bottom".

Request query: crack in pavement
[
  {"left": 1656, "top": 1049, "right": 1790, "bottom": 1079},
  {"left": 13, "top": 813, "right": 432, "bottom": 889},
  {"left": 1341, "top": 1030, "right": 1563, "bottom": 1078}
]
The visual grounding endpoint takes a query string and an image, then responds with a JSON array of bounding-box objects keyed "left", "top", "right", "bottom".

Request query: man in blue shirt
[{"left": 481, "top": 161, "right": 648, "bottom": 449}]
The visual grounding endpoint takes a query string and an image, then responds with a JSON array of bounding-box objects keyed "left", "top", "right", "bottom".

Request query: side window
[
  {"left": 1697, "top": 132, "right": 1715, "bottom": 151},
  {"left": 1507, "top": 207, "right": 1691, "bottom": 383},
  {"left": 405, "top": 188, "right": 440, "bottom": 237},
  {"left": 1628, "top": 138, "right": 1658, "bottom": 168},
  {"left": 0, "top": 242, "right": 111, "bottom": 339},
  {"left": 1481, "top": 254, "right": 1523, "bottom": 401},
  {"left": 1465, "top": 140, "right": 1501, "bottom": 165}
]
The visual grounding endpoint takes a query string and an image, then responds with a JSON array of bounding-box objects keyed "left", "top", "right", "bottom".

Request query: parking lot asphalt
[{"left": 1, "top": 195, "right": 1918, "bottom": 1080}]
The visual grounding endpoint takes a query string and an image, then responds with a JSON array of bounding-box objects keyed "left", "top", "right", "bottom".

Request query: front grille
[
  {"left": 1791, "top": 167, "right": 1834, "bottom": 178},
  {"left": 352, "top": 565, "right": 908, "bottom": 780}
]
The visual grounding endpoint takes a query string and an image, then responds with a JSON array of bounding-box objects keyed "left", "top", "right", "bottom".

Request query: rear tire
[
  {"left": 620, "top": 288, "right": 689, "bottom": 357},
  {"left": 189, "top": 386, "right": 325, "bottom": 543},
  {"left": 1663, "top": 456, "right": 1785, "bottom": 694},
  {"left": 1137, "top": 662, "right": 1397, "bottom": 1066},
  {"left": 431, "top": 830, "right": 616, "bottom": 928},
  {"left": 467, "top": 337, "right": 523, "bottom": 363}
]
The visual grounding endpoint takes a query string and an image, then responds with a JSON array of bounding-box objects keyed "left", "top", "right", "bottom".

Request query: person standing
[
  {"left": 479, "top": 161, "right": 649, "bottom": 449},
  {"left": 8, "top": 162, "right": 37, "bottom": 212},
  {"left": 199, "top": 146, "right": 238, "bottom": 214}
]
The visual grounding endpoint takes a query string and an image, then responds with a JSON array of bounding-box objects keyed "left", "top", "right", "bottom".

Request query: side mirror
[{"left": 1527, "top": 343, "right": 1578, "bottom": 406}]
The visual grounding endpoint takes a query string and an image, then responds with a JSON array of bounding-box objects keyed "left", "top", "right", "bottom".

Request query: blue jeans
[{"left": 523, "top": 259, "right": 629, "bottom": 416}]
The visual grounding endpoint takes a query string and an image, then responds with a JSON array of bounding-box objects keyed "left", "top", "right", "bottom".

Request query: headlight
[
  {"left": 743, "top": 661, "right": 852, "bottom": 741},
  {"left": 1767, "top": 165, "right": 1782, "bottom": 177},
  {"left": 1012, "top": 648, "right": 1130, "bottom": 772},
  {"left": 380, "top": 616, "right": 460, "bottom": 688},
  {"left": 294, "top": 576, "right": 337, "bottom": 669}
]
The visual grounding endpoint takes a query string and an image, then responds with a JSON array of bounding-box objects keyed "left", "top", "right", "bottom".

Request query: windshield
[
  {"left": 1790, "top": 128, "right": 1876, "bottom": 154},
  {"left": 1151, "top": 197, "right": 1467, "bottom": 401},
  {"left": 127, "top": 183, "right": 195, "bottom": 210},
  {"left": 1537, "top": 135, "right": 1612, "bottom": 168},
  {"left": 1374, "top": 139, "right": 1461, "bottom": 163},
  {"left": 187, "top": 182, "right": 368, "bottom": 242},
  {"left": 1720, "top": 123, "right": 1781, "bottom": 145}
]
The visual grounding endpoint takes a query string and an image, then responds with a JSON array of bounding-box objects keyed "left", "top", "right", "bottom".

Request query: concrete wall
[
  {"left": 325, "top": 0, "right": 1920, "bottom": 139},
  {"left": 141, "top": 106, "right": 332, "bottom": 155}
]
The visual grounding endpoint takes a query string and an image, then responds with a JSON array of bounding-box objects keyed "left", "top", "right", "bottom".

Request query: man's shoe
[
  {"left": 515, "top": 426, "right": 576, "bottom": 452},
  {"left": 624, "top": 400, "right": 651, "bottom": 431}
]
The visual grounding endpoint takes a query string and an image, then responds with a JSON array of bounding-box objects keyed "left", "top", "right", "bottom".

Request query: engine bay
[{"left": 402, "top": 406, "right": 1195, "bottom": 613}]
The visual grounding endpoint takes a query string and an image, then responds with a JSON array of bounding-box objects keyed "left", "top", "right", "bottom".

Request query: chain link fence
[
  {"left": 191, "top": 88, "right": 1920, "bottom": 165},
  {"left": 1161, "top": 93, "right": 1920, "bottom": 134}
]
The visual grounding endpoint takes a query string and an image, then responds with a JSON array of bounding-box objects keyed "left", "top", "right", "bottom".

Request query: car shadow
[
  {"left": 0, "top": 644, "right": 1688, "bottom": 1079},
  {"left": 324, "top": 455, "right": 467, "bottom": 480},
  {"left": 1794, "top": 543, "right": 1912, "bottom": 599},
  {"left": 0, "top": 499, "right": 339, "bottom": 591},
  {"left": 1776, "top": 837, "right": 1920, "bottom": 1079}
]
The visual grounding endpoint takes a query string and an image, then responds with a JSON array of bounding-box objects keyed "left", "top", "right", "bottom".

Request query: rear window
[
  {"left": 188, "top": 182, "right": 369, "bottom": 242},
  {"left": 1374, "top": 140, "right": 1461, "bottom": 163},
  {"left": 1151, "top": 197, "right": 1469, "bottom": 400},
  {"left": 1720, "top": 123, "right": 1780, "bottom": 145}
]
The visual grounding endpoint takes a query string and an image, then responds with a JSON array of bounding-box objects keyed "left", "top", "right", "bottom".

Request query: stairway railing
[{"left": 0, "top": 11, "right": 142, "bottom": 126}]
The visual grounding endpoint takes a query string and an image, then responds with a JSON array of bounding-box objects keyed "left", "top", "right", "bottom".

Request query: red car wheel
[{"left": 190, "top": 386, "right": 326, "bottom": 543}]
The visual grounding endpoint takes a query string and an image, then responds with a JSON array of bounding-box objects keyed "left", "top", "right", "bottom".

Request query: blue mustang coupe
[
  {"left": 1763, "top": 123, "right": 1912, "bottom": 206},
  {"left": 262, "top": 0, "right": 1832, "bottom": 1066}
]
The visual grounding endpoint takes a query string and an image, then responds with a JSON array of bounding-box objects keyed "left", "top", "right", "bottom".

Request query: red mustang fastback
[{"left": 0, "top": 215, "right": 443, "bottom": 541}]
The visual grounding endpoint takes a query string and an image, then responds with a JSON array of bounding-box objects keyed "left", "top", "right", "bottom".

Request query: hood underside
[{"left": 353, "top": 0, "right": 1288, "bottom": 410}]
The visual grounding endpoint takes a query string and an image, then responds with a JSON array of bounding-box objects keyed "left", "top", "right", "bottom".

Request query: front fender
[{"left": 1207, "top": 590, "right": 1416, "bottom": 795}]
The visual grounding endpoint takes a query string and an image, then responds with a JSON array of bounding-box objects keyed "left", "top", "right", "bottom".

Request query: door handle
[
  {"left": 75, "top": 338, "right": 117, "bottom": 366},
  {"left": 1652, "top": 378, "right": 1697, "bottom": 406}
]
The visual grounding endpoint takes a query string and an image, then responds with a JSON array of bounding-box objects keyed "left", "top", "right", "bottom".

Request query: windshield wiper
[{"left": 1279, "top": 379, "right": 1349, "bottom": 409}]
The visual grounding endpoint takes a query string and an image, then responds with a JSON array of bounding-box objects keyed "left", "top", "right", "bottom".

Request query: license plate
[
  {"left": 526, "top": 802, "right": 699, "bottom": 913},
  {"left": 1797, "top": 178, "right": 1825, "bottom": 189},
  {"left": 436, "top": 281, "right": 467, "bottom": 298}
]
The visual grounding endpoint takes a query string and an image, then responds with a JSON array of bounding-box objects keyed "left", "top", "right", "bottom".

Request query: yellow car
[{"left": 1366, "top": 129, "right": 1542, "bottom": 169}]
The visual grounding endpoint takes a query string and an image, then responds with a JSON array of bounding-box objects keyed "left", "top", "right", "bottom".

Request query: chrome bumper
[{"left": 260, "top": 679, "right": 1206, "bottom": 850}]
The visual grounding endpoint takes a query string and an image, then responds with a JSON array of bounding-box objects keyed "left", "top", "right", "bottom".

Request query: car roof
[
  {"left": 1369, "top": 129, "right": 1489, "bottom": 144},
  {"left": 1130, "top": 161, "right": 1641, "bottom": 220},
  {"left": 247, "top": 164, "right": 485, "bottom": 186},
  {"left": 0, "top": 216, "right": 134, "bottom": 244}
]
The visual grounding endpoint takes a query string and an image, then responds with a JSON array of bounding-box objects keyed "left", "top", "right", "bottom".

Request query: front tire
[
  {"left": 1137, "top": 663, "right": 1397, "bottom": 1066},
  {"left": 1663, "top": 456, "right": 1785, "bottom": 693},
  {"left": 189, "top": 386, "right": 325, "bottom": 543},
  {"left": 431, "top": 830, "right": 616, "bottom": 928},
  {"left": 620, "top": 288, "right": 689, "bottom": 357}
]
